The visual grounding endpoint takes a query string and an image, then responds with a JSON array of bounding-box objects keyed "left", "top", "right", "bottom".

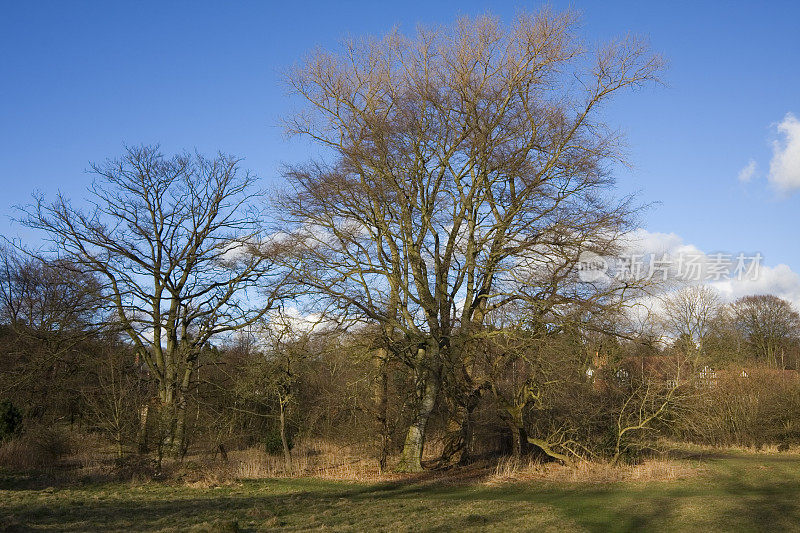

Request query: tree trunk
[
  {"left": 136, "top": 403, "right": 149, "bottom": 453},
  {"left": 397, "top": 413, "right": 430, "bottom": 472},
  {"left": 456, "top": 381, "right": 488, "bottom": 465},
  {"left": 439, "top": 383, "right": 484, "bottom": 466},
  {"left": 397, "top": 345, "right": 440, "bottom": 472},
  {"left": 173, "top": 397, "right": 188, "bottom": 459},
  {"left": 156, "top": 388, "right": 184, "bottom": 459},
  {"left": 508, "top": 419, "right": 522, "bottom": 459},
  {"left": 376, "top": 349, "right": 390, "bottom": 472},
  {"left": 155, "top": 356, "right": 194, "bottom": 459},
  {"left": 457, "top": 411, "right": 476, "bottom": 465},
  {"left": 279, "top": 395, "right": 292, "bottom": 472}
]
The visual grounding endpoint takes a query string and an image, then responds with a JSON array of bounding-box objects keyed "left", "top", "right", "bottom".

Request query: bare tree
[
  {"left": 21, "top": 145, "right": 291, "bottom": 455},
  {"left": 280, "top": 9, "right": 662, "bottom": 471},
  {"left": 81, "top": 345, "right": 147, "bottom": 457},
  {"left": 661, "top": 285, "right": 720, "bottom": 358},
  {"left": 257, "top": 312, "right": 327, "bottom": 472},
  {"left": 0, "top": 246, "right": 105, "bottom": 420},
  {"left": 0, "top": 246, "right": 103, "bottom": 334},
  {"left": 612, "top": 373, "right": 682, "bottom": 463},
  {"left": 731, "top": 295, "right": 800, "bottom": 369}
]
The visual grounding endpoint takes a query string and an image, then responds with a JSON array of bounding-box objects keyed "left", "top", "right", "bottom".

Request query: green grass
[{"left": 3, "top": 452, "right": 800, "bottom": 532}]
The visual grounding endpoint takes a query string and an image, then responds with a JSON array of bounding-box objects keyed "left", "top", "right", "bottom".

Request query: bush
[
  {"left": 0, "top": 400, "right": 22, "bottom": 441},
  {"left": 680, "top": 368, "right": 800, "bottom": 447},
  {"left": 110, "top": 454, "right": 158, "bottom": 481},
  {"left": 0, "top": 426, "right": 71, "bottom": 470},
  {"left": 264, "top": 429, "right": 292, "bottom": 455}
]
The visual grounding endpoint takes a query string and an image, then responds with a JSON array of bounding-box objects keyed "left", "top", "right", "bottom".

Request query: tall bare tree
[
  {"left": 661, "top": 285, "right": 720, "bottom": 358},
  {"left": 22, "top": 145, "right": 291, "bottom": 455},
  {"left": 280, "top": 9, "right": 662, "bottom": 470}
]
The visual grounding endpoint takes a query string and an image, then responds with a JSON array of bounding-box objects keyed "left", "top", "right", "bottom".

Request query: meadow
[{"left": 2, "top": 448, "right": 800, "bottom": 532}]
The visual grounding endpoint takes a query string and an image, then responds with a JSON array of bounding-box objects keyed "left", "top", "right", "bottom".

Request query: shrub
[
  {"left": 264, "top": 429, "right": 292, "bottom": 455},
  {"left": 680, "top": 368, "right": 800, "bottom": 447},
  {"left": 110, "top": 454, "right": 158, "bottom": 481},
  {"left": 0, "top": 426, "right": 71, "bottom": 470},
  {"left": 0, "top": 400, "right": 22, "bottom": 441}
]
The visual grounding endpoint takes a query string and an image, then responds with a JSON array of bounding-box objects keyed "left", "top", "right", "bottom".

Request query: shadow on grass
[{"left": 3, "top": 455, "right": 800, "bottom": 531}]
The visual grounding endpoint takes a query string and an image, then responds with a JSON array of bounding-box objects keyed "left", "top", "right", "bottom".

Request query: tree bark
[
  {"left": 279, "top": 393, "right": 292, "bottom": 472},
  {"left": 508, "top": 419, "right": 522, "bottom": 459},
  {"left": 136, "top": 403, "right": 149, "bottom": 453},
  {"left": 173, "top": 397, "right": 187, "bottom": 459},
  {"left": 396, "top": 345, "right": 440, "bottom": 472},
  {"left": 376, "top": 348, "right": 390, "bottom": 472},
  {"left": 439, "top": 382, "right": 485, "bottom": 466}
]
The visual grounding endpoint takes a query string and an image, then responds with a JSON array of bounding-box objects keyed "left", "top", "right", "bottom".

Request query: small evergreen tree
[{"left": 0, "top": 400, "right": 22, "bottom": 441}]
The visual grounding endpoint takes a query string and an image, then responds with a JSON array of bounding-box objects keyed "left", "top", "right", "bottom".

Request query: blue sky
[{"left": 1, "top": 1, "right": 799, "bottom": 298}]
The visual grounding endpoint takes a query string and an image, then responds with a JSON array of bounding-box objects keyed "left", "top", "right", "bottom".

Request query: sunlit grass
[{"left": 3, "top": 450, "right": 800, "bottom": 531}]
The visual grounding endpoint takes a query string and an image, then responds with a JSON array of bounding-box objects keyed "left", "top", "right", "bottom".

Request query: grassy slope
[{"left": 2, "top": 453, "right": 800, "bottom": 532}]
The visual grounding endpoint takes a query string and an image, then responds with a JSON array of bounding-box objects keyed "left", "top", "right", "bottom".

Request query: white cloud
[
  {"left": 265, "top": 305, "right": 331, "bottom": 336},
  {"left": 738, "top": 159, "right": 757, "bottom": 183},
  {"left": 768, "top": 112, "right": 800, "bottom": 193},
  {"left": 622, "top": 229, "right": 700, "bottom": 257},
  {"left": 627, "top": 229, "right": 800, "bottom": 311},
  {"left": 711, "top": 264, "right": 800, "bottom": 309}
]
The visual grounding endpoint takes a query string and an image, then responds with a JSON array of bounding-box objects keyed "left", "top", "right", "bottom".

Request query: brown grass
[
  {"left": 214, "top": 439, "right": 394, "bottom": 484},
  {"left": 189, "top": 438, "right": 703, "bottom": 487},
  {"left": 663, "top": 438, "right": 797, "bottom": 456},
  {"left": 487, "top": 455, "right": 701, "bottom": 485},
  {"left": 0, "top": 429, "right": 707, "bottom": 488}
]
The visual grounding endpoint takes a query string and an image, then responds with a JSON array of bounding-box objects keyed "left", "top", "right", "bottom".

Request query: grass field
[{"left": 2, "top": 451, "right": 800, "bottom": 532}]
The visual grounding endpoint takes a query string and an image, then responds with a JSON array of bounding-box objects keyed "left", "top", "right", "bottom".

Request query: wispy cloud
[{"left": 737, "top": 159, "right": 757, "bottom": 182}]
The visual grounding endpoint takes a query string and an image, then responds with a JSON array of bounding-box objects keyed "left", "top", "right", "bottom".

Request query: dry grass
[
  {"left": 664, "top": 438, "right": 797, "bottom": 456},
  {"left": 218, "top": 439, "right": 393, "bottom": 483},
  {"left": 487, "top": 455, "right": 701, "bottom": 485},
  {"left": 196, "top": 438, "right": 703, "bottom": 487},
  {"left": 169, "top": 435, "right": 714, "bottom": 487},
  {"left": 0, "top": 429, "right": 709, "bottom": 488},
  {"left": 164, "top": 439, "right": 399, "bottom": 487}
]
